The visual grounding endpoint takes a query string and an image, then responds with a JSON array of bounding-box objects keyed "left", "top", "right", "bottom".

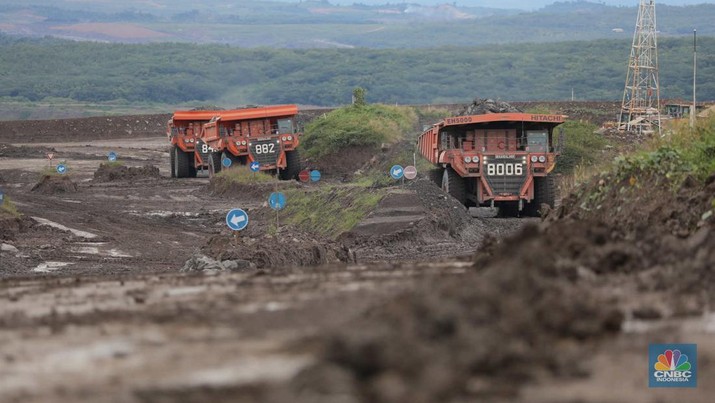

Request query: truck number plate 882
[
  {"left": 254, "top": 143, "right": 275, "bottom": 154},
  {"left": 487, "top": 163, "right": 523, "bottom": 176}
]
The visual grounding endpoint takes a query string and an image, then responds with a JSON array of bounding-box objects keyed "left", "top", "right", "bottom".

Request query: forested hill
[
  {"left": 0, "top": 1, "right": 714, "bottom": 47},
  {"left": 0, "top": 35, "right": 712, "bottom": 107}
]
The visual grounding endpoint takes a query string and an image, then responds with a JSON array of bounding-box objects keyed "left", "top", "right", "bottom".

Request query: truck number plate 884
[{"left": 487, "top": 163, "right": 523, "bottom": 176}]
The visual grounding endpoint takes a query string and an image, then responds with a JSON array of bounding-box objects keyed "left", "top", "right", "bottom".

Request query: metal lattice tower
[{"left": 619, "top": 0, "right": 661, "bottom": 135}]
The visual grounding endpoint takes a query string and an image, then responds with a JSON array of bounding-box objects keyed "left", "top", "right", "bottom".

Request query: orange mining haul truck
[
  {"left": 167, "top": 110, "right": 222, "bottom": 178},
  {"left": 167, "top": 105, "right": 302, "bottom": 179},
  {"left": 417, "top": 113, "right": 565, "bottom": 215}
]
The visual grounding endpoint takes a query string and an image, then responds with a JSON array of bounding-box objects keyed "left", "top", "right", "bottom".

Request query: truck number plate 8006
[{"left": 486, "top": 163, "right": 524, "bottom": 176}]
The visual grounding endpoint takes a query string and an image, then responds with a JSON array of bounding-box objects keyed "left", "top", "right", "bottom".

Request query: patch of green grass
[
  {"left": 554, "top": 121, "right": 609, "bottom": 175},
  {"left": 1, "top": 197, "right": 21, "bottom": 218},
  {"left": 576, "top": 116, "right": 715, "bottom": 210},
  {"left": 283, "top": 186, "right": 385, "bottom": 239},
  {"left": 215, "top": 166, "right": 275, "bottom": 183},
  {"left": 301, "top": 104, "right": 418, "bottom": 159}
]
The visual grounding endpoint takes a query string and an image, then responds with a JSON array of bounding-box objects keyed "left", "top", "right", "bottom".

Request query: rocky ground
[{"left": 0, "top": 104, "right": 712, "bottom": 402}]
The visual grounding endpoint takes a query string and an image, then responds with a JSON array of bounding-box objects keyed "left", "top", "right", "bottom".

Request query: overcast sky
[{"left": 320, "top": 1, "right": 715, "bottom": 10}]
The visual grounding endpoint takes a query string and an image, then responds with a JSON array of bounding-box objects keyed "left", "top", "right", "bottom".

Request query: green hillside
[{"left": 0, "top": 35, "right": 712, "bottom": 108}]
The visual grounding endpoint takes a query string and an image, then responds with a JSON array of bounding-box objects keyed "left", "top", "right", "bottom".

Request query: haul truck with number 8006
[
  {"left": 168, "top": 105, "right": 302, "bottom": 180},
  {"left": 417, "top": 113, "right": 565, "bottom": 216}
]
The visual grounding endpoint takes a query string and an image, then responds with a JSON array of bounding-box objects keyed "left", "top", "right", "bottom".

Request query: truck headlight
[
  {"left": 241, "top": 140, "right": 247, "bottom": 146},
  {"left": 464, "top": 156, "right": 471, "bottom": 163},
  {"left": 287, "top": 136, "right": 293, "bottom": 141},
  {"left": 282, "top": 136, "right": 287, "bottom": 141},
  {"left": 471, "top": 156, "right": 479, "bottom": 163},
  {"left": 531, "top": 156, "right": 538, "bottom": 163},
  {"left": 538, "top": 156, "right": 546, "bottom": 163}
]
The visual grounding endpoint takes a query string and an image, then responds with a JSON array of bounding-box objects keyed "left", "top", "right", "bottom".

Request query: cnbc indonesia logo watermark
[{"left": 649, "top": 344, "right": 697, "bottom": 388}]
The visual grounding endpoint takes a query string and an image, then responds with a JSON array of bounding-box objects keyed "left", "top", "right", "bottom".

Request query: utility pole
[
  {"left": 691, "top": 29, "right": 697, "bottom": 129},
  {"left": 619, "top": 0, "right": 661, "bottom": 136}
]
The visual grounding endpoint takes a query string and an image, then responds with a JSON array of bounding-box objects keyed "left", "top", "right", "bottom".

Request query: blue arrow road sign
[
  {"left": 269, "top": 192, "right": 286, "bottom": 211},
  {"left": 0, "top": 189, "right": 4, "bottom": 204},
  {"left": 250, "top": 161, "right": 260, "bottom": 172},
  {"left": 390, "top": 165, "right": 404, "bottom": 180},
  {"left": 222, "top": 157, "right": 232, "bottom": 168},
  {"left": 310, "top": 170, "right": 321, "bottom": 182},
  {"left": 108, "top": 151, "right": 117, "bottom": 162},
  {"left": 226, "top": 208, "right": 249, "bottom": 231},
  {"left": 56, "top": 164, "right": 67, "bottom": 175}
]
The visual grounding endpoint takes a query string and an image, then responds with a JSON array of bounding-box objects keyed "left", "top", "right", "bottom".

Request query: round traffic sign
[
  {"left": 269, "top": 192, "right": 286, "bottom": 210},
  {"left": 298, "top": 170, "right": 310, "bottom": 183},
  {"left": 404, "top": 165, "right": 417, "bottom": 180},
  {"left": 310, "top": 170, "right": 321, "bottom": 182},
  {"left": 0, "top": 189, "right": 4, "bottom": 204},
  {"left": 250, "top": 161, "right": 260, "bottom": 172},
  {"left": 108, "top": 151, "right": 117, "bottom": 162},
  {"left": 390, "top": 165, "right": 404, "bottom": 180},
  {"left": 56, "top": 164, "right": 67, "bottom": 175},
  {"left": 222, "top": 157, "right": 233, "bottom": 168},
  {"left": 226, "top": 208, "right": 249, "bottom": 231}
]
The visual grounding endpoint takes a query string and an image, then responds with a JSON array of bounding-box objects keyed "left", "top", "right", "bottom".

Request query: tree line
[{"left": 0, "top": 35, "right": 712, "bottom": 107}]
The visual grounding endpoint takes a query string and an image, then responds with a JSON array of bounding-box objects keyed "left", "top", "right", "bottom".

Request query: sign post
[
  {"left": 108, "top": 151, "right": 118, "bottom": 162},
  {"left": 298, "top": 169, "right": 310, "bottom": 183},
  {"left": 46, "top": 152, "right": 54, "bottom": 168},
  {"left": 0, "top": 189, "right": 5, "bottom": 205},
  {"left": 310, "top": 170, "right": 321, "bottom": 183},
  {"left": 404, "top": 165, "right": 417, "bottom": 181},
  {"left": 226, "top": 209, "right": 249, "bottom": 231},
  {"left": 222, "top": 156, "right": 233, "bottom": 169},
  {"left": 390, "top": 165, "right": 404, "bottom": 181},
  {"left": 269, "top": 192, "right": 286, "bottom": 229},
  {"left": 250, "top": 161, "right": 260, "bottom": 181},
  {"left": 56, "top": 164, "right": 67, "bottom": 175}
]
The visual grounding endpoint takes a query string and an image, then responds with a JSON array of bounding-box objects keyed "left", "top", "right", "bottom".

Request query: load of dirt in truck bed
[
  {"left": 30, "top": 174, "right": 78, "bottom": 194},
  {"left": 459, "top": 98, "right": 523, "bottom": 116},
  {"left": 92, "top": 163, "right": 161, "bottom": 182}
]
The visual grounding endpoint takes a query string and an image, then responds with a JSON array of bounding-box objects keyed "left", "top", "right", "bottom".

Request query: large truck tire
[
  {"left": 528, "top": 175, "right": 556, "bottom": 216},
  {"left": 170, "top": 147, "right": 176, "bottom": 178},
  {"left": 279, "top": 150, "right": 302, "bottom": 181},
  {"left": 209, "top": 152, "right": 222, "bottom": 175},
  {"left": 174, "top": 146, "right": 191, "bottom": 178},
  {"left": 429, "top": 168, "right": 444, "bottom": 186},
  {"left": 441, "top": 166, "right": 466, "bottom": 205}
]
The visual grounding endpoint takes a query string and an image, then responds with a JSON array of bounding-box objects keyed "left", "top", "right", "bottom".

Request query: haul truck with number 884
[{"left": 417, "top": 113, "right": 565, "bottom": 216}]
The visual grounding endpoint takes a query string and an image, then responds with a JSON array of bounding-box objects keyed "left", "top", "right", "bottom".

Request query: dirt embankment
[
  {"left": 92, "top": 163, "right": 161, "bottom": 182},
  {"left": 245, "top": 169, "right": 715, "bottom": 402}
]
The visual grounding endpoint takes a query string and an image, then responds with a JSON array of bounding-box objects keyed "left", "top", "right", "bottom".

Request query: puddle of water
[
  {"left": 33, "top": 262, "right": 74, "bottom": 273},
  {"left": 32, "top": 217, "right": 98, "bottom": 239}
]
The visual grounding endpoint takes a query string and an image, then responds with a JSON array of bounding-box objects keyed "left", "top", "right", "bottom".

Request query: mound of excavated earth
[
  {"left": 92, "top": 163, "right": 161, "bottom": 182},
  {"left": 30, "top": 175, "right": 78, "bottom": 194}
]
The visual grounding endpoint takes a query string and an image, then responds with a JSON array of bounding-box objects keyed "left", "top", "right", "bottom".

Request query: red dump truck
[
  {"left": 167, "top": 105, "right": 302, "bottom": 179},
  {"left": 417, "top": 113, "right": 565, "bottom": 215}
]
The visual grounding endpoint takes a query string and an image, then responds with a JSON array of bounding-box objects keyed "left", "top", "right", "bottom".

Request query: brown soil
[
  {"left": 30, "top": 174, "right": 79, "bottom": 194},
  {"left": 0, "top": 104, "right": 712, "bottom": 403},
  {"left": 93, "top": 163, "right": 161, "bottom": 182},
  {"left": 208, "top": 175, "right": 301, "bottom": 199}
]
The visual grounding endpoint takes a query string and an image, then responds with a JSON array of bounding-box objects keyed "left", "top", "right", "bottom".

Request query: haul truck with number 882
[
  {"left": 417, "top": 113, "right": 565, "bottom": 216},
  {"left": 168, "top": 105, "right": 302, "bottom": 180}
]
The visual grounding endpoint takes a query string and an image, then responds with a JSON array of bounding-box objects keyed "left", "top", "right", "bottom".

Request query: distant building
[{"left": 664, "top": 103, "right": 708, "bottom": 119}]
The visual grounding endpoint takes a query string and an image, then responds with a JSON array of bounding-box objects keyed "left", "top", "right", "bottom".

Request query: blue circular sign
[
  {"left": 269, "top": 192, "right": 286, "bottom": 211},
  {"left": 310, "top": 170, "right": 321, "bottom": 182},
  {"left": 250, "top": 161, "right": 260, "bottom": 172},
  {"left": 226, "top": 208, "right": 249, "bottom": 231},
  {"left": 108, "top": 151, "right": 117, "bottom": 162},
  {"left": 390, "top": 165, "right": 404, "bottom": 180},
  {"left": 0, "top": 190, "right": 4, "bottom": 204},
  {"left": 222, "top": 157, "right": 233, "bottom": 168},
  {"left": 56, "top": 164, "right": 67, "bottom": 175}
]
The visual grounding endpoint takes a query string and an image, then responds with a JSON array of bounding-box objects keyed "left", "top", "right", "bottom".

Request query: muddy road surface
[{"left": 1, "top": 113, "right": 712, "bottom": 402}]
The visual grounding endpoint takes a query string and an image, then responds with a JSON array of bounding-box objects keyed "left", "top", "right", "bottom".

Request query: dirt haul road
[{"left": 0, "top": 112, "right": 713, "bottom": 402}]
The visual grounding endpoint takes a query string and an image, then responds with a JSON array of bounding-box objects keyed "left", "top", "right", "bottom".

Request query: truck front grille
[
  {"left": 483, "top": 156, "right": 528, "bottom": 195},
  {"left": 249, "top": 139, "right": 280, "bottom": 166}
]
